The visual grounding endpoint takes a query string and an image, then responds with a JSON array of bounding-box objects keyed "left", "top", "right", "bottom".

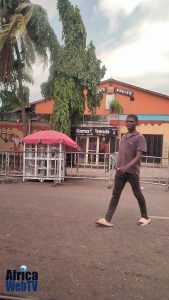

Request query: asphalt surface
[{"left": 0, "top": 179, "right": 169, "bottom": 300}]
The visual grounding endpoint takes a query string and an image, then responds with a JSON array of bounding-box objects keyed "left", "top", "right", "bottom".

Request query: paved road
[{"left": 0, "top": 179, "right": 169, "bottom": 300}]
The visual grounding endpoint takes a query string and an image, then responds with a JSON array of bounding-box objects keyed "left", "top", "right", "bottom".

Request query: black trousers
[{"left": 105, "top": 172, "right": 148, "bottom": 221}]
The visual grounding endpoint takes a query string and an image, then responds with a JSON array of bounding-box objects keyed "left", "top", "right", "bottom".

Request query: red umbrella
[{"left": 21, "top": 130, "right": 81, "bottom": 151}]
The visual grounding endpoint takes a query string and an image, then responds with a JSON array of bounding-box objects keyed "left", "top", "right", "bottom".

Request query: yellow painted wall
[{"left": 119, "top": 123, "right": 169, "bottom": 160}]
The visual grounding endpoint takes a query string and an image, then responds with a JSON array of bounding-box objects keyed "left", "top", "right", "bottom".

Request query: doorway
[{"left": 88, "top": 137, "right": 97, "bottom": 164}]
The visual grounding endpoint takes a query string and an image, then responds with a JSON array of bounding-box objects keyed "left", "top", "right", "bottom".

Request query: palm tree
[
  {"left": 0, "top": 2, "right": 34, "bottom": 134},
  {"left": 0, "top": 0, "right": 60, "bottom": 135}
]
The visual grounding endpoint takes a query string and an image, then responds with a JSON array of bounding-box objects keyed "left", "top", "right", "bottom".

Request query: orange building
[
  {"left": 78, "top": 78, "right": 169, "bottom": 164},
  {"left": 28, "top": 78, "right": 169, "bottom": 116},
  {"left": 1, "top": 78, "right": 169, "bottom": 162},
  {"left": 33, "top": 98, "right": 55, "bottom": 114},
  {"left": 84, "top": 78, "right": 169, "bottom": 115},
  {"left": 22, "top": 79, "right": 169, "bottom": 163}
]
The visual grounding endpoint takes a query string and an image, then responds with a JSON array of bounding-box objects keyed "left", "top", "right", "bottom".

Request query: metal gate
[
  {"left": 0, "top": 151, "right": 23, "bottom": 182},
  {"left": 0, "top": 151, "right": 168, "bottom": 190}
]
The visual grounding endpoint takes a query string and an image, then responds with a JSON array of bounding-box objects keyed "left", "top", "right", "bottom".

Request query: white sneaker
[{"left": 95, "top": 218, "right": 113, "bottom": 227}]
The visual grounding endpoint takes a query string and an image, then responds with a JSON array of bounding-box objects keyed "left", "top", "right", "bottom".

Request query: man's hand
[
  {"left": 116, "top": 166, "right": 128, "bottom": 174},
  {"left": 116, "top": 151, "right": 143, "bottom": 174}
]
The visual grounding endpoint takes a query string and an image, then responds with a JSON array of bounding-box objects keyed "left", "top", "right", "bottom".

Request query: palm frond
[
  {"left": 10, "top": 14, "right": 27, "bottom": 39},
  {"left": 21, "top": 32, "right": 35, "bottom": 65},
  {"left": 16, "top": 3, "right": 34, "bottom": 25},
  {"left": 0, "top": 2, "right": 34, "bottom": 51},
  {"left": 22, "top": 71, "right": 34, "bottom": 84},
  {"left": 16, "top": 3, "right": 32, "bottom": 12},
  {"left": 0, "top": 14, "right": 26, "bottom": 50},
  {"left": 0, "top": 22, "right": 13, "bottom": 50}
]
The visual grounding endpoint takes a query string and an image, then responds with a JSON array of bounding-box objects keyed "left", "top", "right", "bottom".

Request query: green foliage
[
  {"left": 1, "top": 0, "right": 106, "bottom": 136},
  {"left": 57, "top": 0, "right": 86, "bottom": 48},
  {"left": 50, "top": 78, "right": 71, "bottom": 135},
  {"left": 27, "top": 4, "right": 60, "bottom": 64},
  {"left": 0, "top": 81, "right": 29, "bottom": 112},
  {"left": 0, "top": 0, "right": 60, "bottom": 134},
  {"left": 109, "top": 99, "right": 123, "bottom": 113},
  {"left": 43, "top": 0, "right": 106, "bottom": 135},
  {"left": 0, "top": 1, "right": 59, "bottom": 82}
]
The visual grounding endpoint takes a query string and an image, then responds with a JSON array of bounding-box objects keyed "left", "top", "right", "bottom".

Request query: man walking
[{"left": 96, "top": 114, "right": 151, "bottom": 227}]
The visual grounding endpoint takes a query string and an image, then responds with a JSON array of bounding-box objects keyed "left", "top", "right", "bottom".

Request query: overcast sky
[{"left": 30, "top": 0, "right": 169, "bottom": 101}]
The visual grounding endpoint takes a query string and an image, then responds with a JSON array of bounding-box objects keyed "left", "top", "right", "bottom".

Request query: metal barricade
[
  {"left": 65, "top": 151, "right": 112, "bottom": 181},
  {"left": 108, "top": 153, "right": 169, "bottom": 189},
  {"left": 65, "top": 152, "right": 169, "bottom": 189},
  {"left": 0, "top": 151, "right": 168, "bottom": 189},
  {"left": 141, "top": 155, "right": 169, "bottom": 188},
  {"left": 0, "top": 151, "right": 23, "bottom": 182},
  {"left": 0, "top": 152, "right": 9, "bottom": 181}
]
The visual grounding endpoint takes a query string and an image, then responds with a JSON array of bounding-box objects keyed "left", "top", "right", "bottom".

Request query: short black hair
[{"left": 126, "top": 114, "right": 138, "bottom": 123}]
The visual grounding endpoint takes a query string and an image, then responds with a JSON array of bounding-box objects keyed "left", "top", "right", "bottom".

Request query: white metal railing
[
  {"left": 0, "top": 151, "right": 168, "bottom": 189},
  {"left": 0, "top": 151, "right": 23, "bottom": 181}
]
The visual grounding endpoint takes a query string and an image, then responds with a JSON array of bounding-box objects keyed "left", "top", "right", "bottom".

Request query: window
[
  {"left": 105, "top": 93, "right": 115, "bottom": 110},
  {"left": 143, "top": 134, "right": 163, "bottom": 163}
]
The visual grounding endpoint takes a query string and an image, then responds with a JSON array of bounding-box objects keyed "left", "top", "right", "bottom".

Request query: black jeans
[{"left": 105, "top": 172, "right": 148, "bottom": 221}]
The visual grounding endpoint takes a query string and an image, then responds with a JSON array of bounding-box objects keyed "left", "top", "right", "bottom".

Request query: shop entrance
[
  {"left": 76, "top": 126, "right": 118, "bottom": 166},
  {"left": 88, "top": 137, "right": 97, "bottom": 164}
]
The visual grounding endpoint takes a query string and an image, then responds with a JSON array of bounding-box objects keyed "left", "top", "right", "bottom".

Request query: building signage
[
  {"left": 76, "top": 127, "right": 118, "bottom": 136},
  {"left": 97, "top": 87, "right": 107, "bottom": 93},
  {"left": 114, "top": 87, "right": 133, "bottom": 97}
]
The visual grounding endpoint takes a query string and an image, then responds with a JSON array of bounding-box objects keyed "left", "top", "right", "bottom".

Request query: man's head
[{"left": 126, "top": 114, "right": 138, "bottom": 132}]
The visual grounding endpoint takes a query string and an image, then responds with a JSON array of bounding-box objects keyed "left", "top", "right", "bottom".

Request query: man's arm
[{"left": 116, "top": 151, "right": 143, "bottom": 174}]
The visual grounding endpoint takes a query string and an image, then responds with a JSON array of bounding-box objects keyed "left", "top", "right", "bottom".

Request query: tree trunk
[{"left": 14, "top": 43, "right": 27, "bottom": 136}]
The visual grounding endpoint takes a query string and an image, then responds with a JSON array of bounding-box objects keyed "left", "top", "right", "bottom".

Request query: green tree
[
  {"left": 42, "top": 0, "right": 106, "bottom": 136},
  {"left": 109, "top": 99, "right": 123, "bottom": 114},
  {"left": 0, "top": 81, "right": 30, "bottom": 112},
  {"left": 0, "top": 56, "right": 33, "bottom": 112},
  {"left": 0, "top": 0, "right": 60, "bottom": 135}
]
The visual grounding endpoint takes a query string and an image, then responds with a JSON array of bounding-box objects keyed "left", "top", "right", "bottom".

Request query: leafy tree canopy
[
  {"left": 42, "top": 0, "right": 106, "bottom": 135},
  {"left": 0, "top": 0, "right": 106, "bottom": 137},
  {"left": 0, "top": 0, "right": 60, "bottom": 120},
  {"left": 0, "top": 81, "right": 29, "bottom": 112}
]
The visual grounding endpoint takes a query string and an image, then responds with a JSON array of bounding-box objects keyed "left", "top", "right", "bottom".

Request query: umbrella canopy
[{"left": 21, "top": 130, "right": 81, "bottom": 151}]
